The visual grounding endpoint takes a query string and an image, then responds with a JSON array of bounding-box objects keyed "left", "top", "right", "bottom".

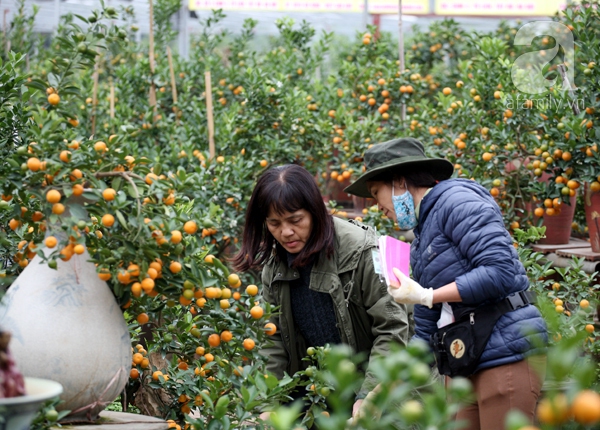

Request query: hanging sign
[
  {"left": 189, "top": 0, "right": 431, "bottom": 14},
  {"left": 434, "top": 0, "right": 565, "bottom": 16}
]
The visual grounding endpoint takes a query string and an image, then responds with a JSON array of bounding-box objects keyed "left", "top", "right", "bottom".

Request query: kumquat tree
[{"left": 1, "top": 0, "right": 600, "bottom": 429}]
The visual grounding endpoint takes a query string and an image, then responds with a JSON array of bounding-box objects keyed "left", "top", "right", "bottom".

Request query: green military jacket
[{"left": 261, "top": 217, "right": 410, "bottom": 398}]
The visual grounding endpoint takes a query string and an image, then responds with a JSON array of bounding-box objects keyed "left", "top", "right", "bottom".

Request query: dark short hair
[
  {"left": 232, "top": 165, "right": 335, "bottom": 272},
  {"left": 368, "top": 165, "right": 440, "bottom": 189}
]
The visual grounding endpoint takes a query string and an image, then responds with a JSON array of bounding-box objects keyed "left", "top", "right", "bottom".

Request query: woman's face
[
  {"left": 368, "top": 180, "right": 401, "bottom": 222},
  {"left": 266, "top": 208, "right": 313, "bottom": 254}
]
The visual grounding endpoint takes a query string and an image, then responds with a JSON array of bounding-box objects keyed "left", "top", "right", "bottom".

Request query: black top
[{"left": 287, "top": 252, "right": 341, "bottom": 348}]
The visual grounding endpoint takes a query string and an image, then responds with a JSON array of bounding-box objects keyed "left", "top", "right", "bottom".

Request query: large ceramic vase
[
  {"left": 584, "top": 183, "right": 600, "bottom": 252},
  {"left": 0, "top": 247, "right": 131, "bottom": 422}
]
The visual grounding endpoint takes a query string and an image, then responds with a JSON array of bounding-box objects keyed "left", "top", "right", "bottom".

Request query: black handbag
[{"left": 429, "top": 290, "right": 536, "bottom": 378}]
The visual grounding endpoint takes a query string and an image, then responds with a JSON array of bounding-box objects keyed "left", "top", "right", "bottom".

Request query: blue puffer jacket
[{"left": 411, "top": 178, "right": 547, "bottom": 372}]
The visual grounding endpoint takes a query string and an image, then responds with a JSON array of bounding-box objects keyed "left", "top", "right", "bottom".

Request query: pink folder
[{"left": 378, "top": 236, "right": 410, "bottom": 288}]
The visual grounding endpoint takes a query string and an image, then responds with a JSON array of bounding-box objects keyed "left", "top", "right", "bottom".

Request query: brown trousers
[{"left": 452, "top": 356, "right": 546, "bottom": 430}]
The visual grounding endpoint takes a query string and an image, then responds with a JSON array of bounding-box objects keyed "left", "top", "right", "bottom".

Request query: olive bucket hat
[{"left": 344, "top": 137, "right": 454, "bottom": 198}]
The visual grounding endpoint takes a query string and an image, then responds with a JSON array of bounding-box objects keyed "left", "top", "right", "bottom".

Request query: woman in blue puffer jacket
[{"left": 345, "top": 137, "right": 547, "bottom": 430}]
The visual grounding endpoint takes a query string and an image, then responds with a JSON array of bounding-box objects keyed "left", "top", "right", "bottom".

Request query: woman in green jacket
[{"left": 232, "top": 164, "right": 409, "bottom": 417}]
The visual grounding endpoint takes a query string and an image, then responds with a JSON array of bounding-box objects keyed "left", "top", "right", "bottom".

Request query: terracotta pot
[
  {"left": 505, "top": 158, "right": 524, "bottom": 173},
  {"left": 537, "top": 195, "right": 576, "bottom": 245},
  {"left": 505, "top": 157, "right": 537, "bottom": 175},
  {"left": 352, "top": 196, "right": 375, "bottom": 211},
  {"left": 584, "top": 183, "right": 600, "bottom": 252},
  {"left": 514, "top": 199, "right": 533, "bottom": 224},
  {"left": 0, "top": 247, "right": 131, "bottom": 421},
  {"left": 530, "top": 171, "right": 576, "bottom": 245},
  {"left": 326, "top": 177, "right": 353, "bottom": 205}
]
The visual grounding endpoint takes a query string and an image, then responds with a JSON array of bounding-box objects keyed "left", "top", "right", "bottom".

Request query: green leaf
[
  {"left": 7, "top": 159, "right": 20, "bottom": 169},
  {"left": 82, "top": 192, "right": 100, "bottom": 203},
  {"left": 74, "top": 14, "right": 89, "bottom": 23},
  {"left": 115, "top": 210, "right": 129, "bottom": 231},
  {"left": 264, "top": 374, "right": 279, "bottom": 390},
  {"left": 214, "top": 394, "right": 229, "bottom": 419},
  {"left": 113, "top": 282, "right": 124, "bottom": 297},
  {"left": 68, "top": 203, "right": 88, "bottom": 220},
  {"left": 47, "top": 73, "right": 59, "bottom": 88},
  {"left": 254, "top": 374, "right": 268, "bottom": 392},
  {"left": 25, "top": 80, "right": 47, "bottom": 92},
  {"left": 57, "top": 410, "right": 72, "bottom": 420},
  {"left": 221, "top": 416, "right": 231, "bottom": 430},
  {"left": 241, "top": 385, "right": 251, "bottom": 404},
  {"left": 127, "top": 183, "right": 139, "bottom": 198},
  {"left": 269, "top": 403, "right": 303, "bottom": 430},
  {"left": 59, "top": 86, "right": 81, "bottom": 96},
  {"left": 198, "top": 268, "right": 219, "bottom": 287},
  {"left": 112, "top": 177, "right": 122, "bottom": 192},
  {"left": 207, "top": 420, "right": 221, "bottom": 430}
]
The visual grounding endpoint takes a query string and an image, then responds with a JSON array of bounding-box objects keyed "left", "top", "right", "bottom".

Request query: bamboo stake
[
  {"left": 167, "top": 46, "right": 178, "bottom": 104},
  {"left": 398, "top": 0, "right": 406, "bottom": 121},
  {"left": 167, "top": 46, "right": 179, "bottom": 124},
  {"left": 205, "top": 71, "right": 215, "bottom": 160},
  {"left": 148, "top": 0, "right": 157, "bottom": 112},
  {"left": 557, "top": 64, "right": 580, "bottom": 115},
  {"left": 109, "top": 81, "right": 115, "bottom": 119},
  {"left": 3, "top": 9, "right": 8, "bottom": 55},
  {"left": 91, "top": 56, "right": 100, "bottom": 135}
]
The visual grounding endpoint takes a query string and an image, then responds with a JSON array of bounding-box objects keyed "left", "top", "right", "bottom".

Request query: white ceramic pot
[
  {"left": 0, "top": 248, "right": 131, "bottom": 421},
  {"left": 0, "top": 377, "right": 63, "bottom": 430}
]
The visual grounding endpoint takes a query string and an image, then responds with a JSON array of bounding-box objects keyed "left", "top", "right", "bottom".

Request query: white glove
[{"left": 388, "top": 268, "right": 434, "bottom": 309}]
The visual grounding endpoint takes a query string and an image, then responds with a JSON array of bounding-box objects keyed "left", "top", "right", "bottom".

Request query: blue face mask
[{"left": 392, "top": 182, "right": 418, "bottom": 230}]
